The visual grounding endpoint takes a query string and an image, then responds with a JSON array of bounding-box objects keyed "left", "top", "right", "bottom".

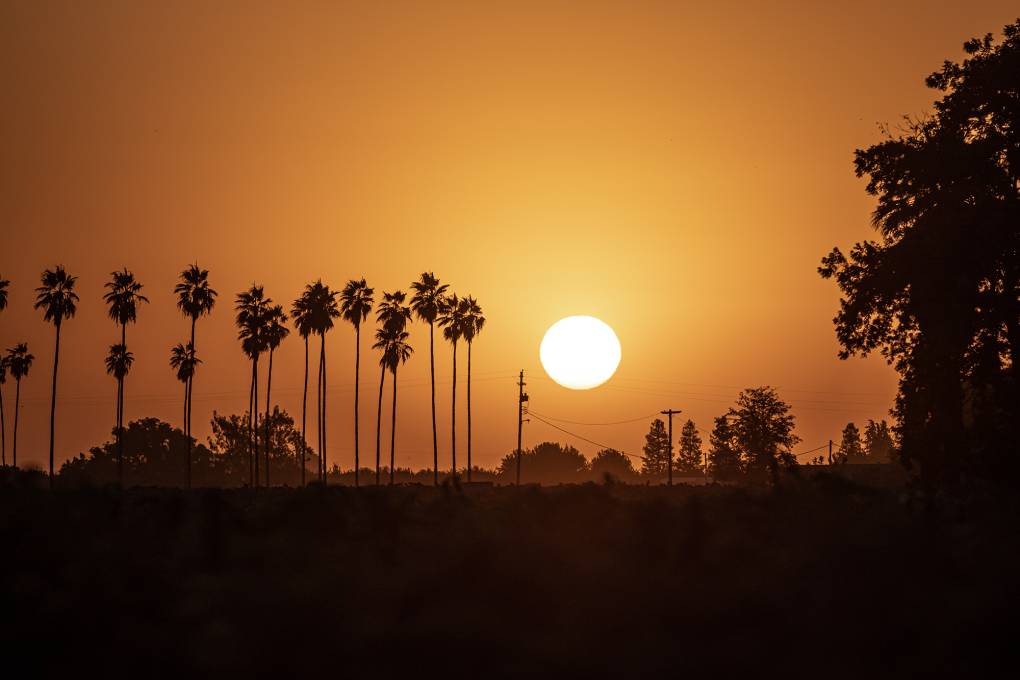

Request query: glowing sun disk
[{"left": 540, "top": 316, "right": 621, "bottom": 390}]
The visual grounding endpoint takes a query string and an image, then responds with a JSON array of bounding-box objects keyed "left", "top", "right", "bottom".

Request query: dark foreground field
[{"left": 2, "top": 473, "right": 1019, "bottom": 677}]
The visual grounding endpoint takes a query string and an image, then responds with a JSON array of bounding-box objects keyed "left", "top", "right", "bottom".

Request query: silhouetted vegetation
[
  {"left": 174, "top": 264, "right": 217, "bottom": 488},
  {"left": 589, "top": 447, "right": 637, "bottom": 483},
  {"left": 497, "top": 441, "right": 588, "bottom": 485},
  {"left": 676, "top": 418, "right": 703, "bottom": 473},
  {"left": 409, "top": 272, "right": 447, "bottom": 485},
  {"left": 3, "top": 479, "right": 1019, "bottom": 674},
  {"left": 821, "top": 20, "right": 1020, "bottom": 490},
  {"left": 34, "top": 265, "right": 78, "bottom": 486},
  {"left": 339, "top": 277, "right": 375, "bottom": 486},
  {"left": 59, "top": 410, "right": 317, "bottom": 488},
  {"left": 641, "top": 418, "right": 671, "bottom": 475}
]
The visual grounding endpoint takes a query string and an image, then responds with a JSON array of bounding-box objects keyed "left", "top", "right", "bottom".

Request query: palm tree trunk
[
  {"left": 354, "top": 323, "right": 361, "bottom": 487},
  {"left": 12, "top": 379, "right": 20, "bottom": 468},
  {"left": 186, "top": 378, "right": 192, "bottom": 486},
  {"left": 117, "top": 376, "right": 124, "bottom": 486},
  {"left": 184, "top": 379, "right": 190, "bottom": 488},
  {"left": 301, "top": 335, "right": 308, "bottom": 487},
  {"left": 376, "top": 364, "right": 385, "bottom": 485},
  {"left": 48, "top": 322, "right": 61, "bottom": 488},
  {"left": 451, "top": 341, "right": 457, "bottom": 480},
  {"left": 390, "top": 366, "right": 397, "bottom": 485},
  {"left": 468, "top": 340, "right": 474, "bottom": 482},
  {"left": 253, "top": 356, "right": 260, "bottom": 488},
  {"left": 316, "top": 336, "right": 323, "bottom": 482},
  {"left": 1, "top": 382, "right": 5, "bottom": 467},
  {"left": 429, "top": 321, "right": 438, "bottom": 485},
  {"left": 1, "top": 382, "right": 6, "bottom": 467},
  {"left": 320, "top": 335, "right": 328, "bottom": 485},
  {"left": 187, "top": 316, "right": 196, "bottom": 489},
  {"left": 120, "top": 323, "right": 126, "bottom": 487},
  {"left": 264, "top": 348, "right": 274, "bottom": 488},
  {"left": 248, "top": 359, "right": 256, "bottom": 487}
]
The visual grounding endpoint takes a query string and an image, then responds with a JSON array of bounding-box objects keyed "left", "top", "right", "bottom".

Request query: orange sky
[{"left": 2, "top": 1, "right": 1017, "bottom": 473}]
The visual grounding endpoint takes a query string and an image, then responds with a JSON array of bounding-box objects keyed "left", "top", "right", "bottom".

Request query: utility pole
[
  {"left": 516, "top": 370, "right": 528, "bottom": 485},
  {"left": 661, "top": 409, "right": 681, "bottom": 486},
  {"left": 828, "top": 439, "right": 833, "bottom": 465}
]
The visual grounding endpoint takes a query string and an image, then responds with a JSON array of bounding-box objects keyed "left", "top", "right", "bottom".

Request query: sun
[{"left": 540, "top": 316, "right": 622, "bottom": 390}]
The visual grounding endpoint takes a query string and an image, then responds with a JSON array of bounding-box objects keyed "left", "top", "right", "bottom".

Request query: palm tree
[
  {"left": 461, "top": 296, "right": 485, "bottom": 482},
  {"left": 303, "top": 281, "right": 340, "bottom": 483},
  {"left": 0, "top": 276, "right": 8, "bottom": 310},
  {"left": 6, "top": 343, "right": 33, "bottom": 469},
  {"left": 104, "top": 344, "right": 134, "bottom": 485},
  {"left": 437, "top": 294, "right": 466, "bottom": 480},
  {"left": 376, "top": 327, "right": 413, "bottom": 485},
  {"left": 104, "top": 269, "right": 148, "bottom": 486},
  {"left": 373, "top": 291, "right": 411, "bottom": 484},
  {"left": 170, "top": 343, "right": 200, "bottom": 485},
  {"left": 236, "top": 285, "right": 270, "bottom": 487},
  {"left": 104, "top": 268, "right": 148, "bottom": 346},
  {"left": 410, "top": 272, "right": 449, "bottom": 485},
  {"left": 34, "top": 266, "right": 79, "bottom": 487},
  {"left": 290, "top": 291, "right": 316, "bottom": 486},
  {"left": 174, "top": 265, "right": 217, "bottom": 482},
  {"left": 340, "top": 278, "right": 375, "bottom": 487},
  {"left": 261, "top": 305, "right": 289, "bottom": 487}
]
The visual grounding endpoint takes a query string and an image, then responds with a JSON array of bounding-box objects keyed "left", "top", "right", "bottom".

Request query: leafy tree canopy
[{"left": 820, "top": 21, "right": 1020, "bottom": 486}]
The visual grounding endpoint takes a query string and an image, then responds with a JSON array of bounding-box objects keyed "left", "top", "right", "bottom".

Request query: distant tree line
[{"left": 50, "top": 384, "right": 901, "bottom": 488}]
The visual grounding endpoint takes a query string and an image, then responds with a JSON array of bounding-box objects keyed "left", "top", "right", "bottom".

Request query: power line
[
  {"left": 527, "top": 409, "right": 659, "bottom": 426},
  {"left": 527, "top": 411, "right": 641, "bottom": 460},
  {"left": 793, "top": 443, "right": 829, "bottom": 457}
]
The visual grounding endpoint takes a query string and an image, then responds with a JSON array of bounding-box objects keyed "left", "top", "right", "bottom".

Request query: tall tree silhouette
[
  {"left": 290, "top": 289, "right": 315, "bottom": 486},
  {"left": 236, "top": 285, "right": 270, "bottom": 487},
  {"left": 836, "top": 422, "right": 865, "bottom": 464},
  {"left": 103, "top": 269, "right": 148, "bottom": 486},
  {"left": 375, "top": 327, "right": 413, "bottom": 484},
  {"left": 303, "top": 281, "right": 340, "bottom": 483},
  {"left": 340, "top": 278, "right": 375, "bottom": 486},
  {"left": 261, "top": 305, "right": 289, "bottom": 487},
  {"left": 34, "top": 266, "right": 79, "bottom": 487},
  {"left": 104, "top": 344, "right": 134, "bottom": 484},
  {"left": 410, "top": 272, "right": 448, "bottom": 485},
  {"left": 819, "top": 20, "right": 1020, "bottom": 486},
  {"left": 641, "top": 419, "right": 670, "bottom": 477},
  {"left": 170, "top": 342, "right": 200, "bottom": 485},
  {"left": 676, "top": 419, "right": 703, "bottom": 474},
  {"left": 373, "top": 290, "right": 411, "bottom": 484},
  {"left": 461, "top": 296, "right": 485, "bottom": 481},
  {"left": 728, "top": 386, "right": 799, "bottom": 485},
  {"left": 437, "top": 294, "right": 466, "bottom": 479},
  {"left": 174, "top": 264, "right": 217, "bottom": 484},
  {"left": 707, "top": 415, "right": 742, "bottom": 481},
  {"left": 864, "top": 419, "right": 896, "bottom": 463},
  {"left": 5, "top": 343, "right": 33, "bottom": 469}
]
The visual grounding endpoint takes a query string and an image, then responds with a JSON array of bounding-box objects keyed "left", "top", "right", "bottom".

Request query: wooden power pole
[
  {"left": 661, "top": 408, "right": 681, "bottom": 486},
  {"left": 516, "top": 370, "right": 528, "bottom": 485}
]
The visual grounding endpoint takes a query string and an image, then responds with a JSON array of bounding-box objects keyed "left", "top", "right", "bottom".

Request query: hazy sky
[{"left": 2, "top": 1, "right": 1017, "bottom": 473}]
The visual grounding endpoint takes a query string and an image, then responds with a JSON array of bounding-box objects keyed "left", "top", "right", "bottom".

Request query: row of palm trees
[
  {"left": 1, "top": 278, "right": 35, "bottom": 469},
  {"left": 0, "top": 267, "right": 485, "bottom": 489}
]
